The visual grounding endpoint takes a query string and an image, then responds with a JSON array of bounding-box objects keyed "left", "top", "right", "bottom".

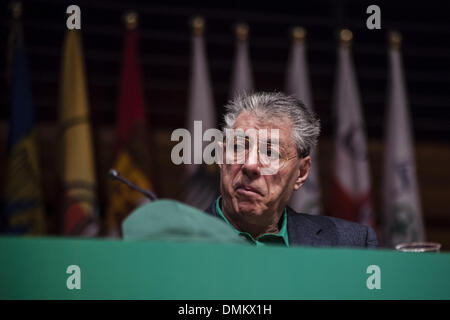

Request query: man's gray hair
[{"left": 223, "top": 92, "right": 320, "bottom": 158}]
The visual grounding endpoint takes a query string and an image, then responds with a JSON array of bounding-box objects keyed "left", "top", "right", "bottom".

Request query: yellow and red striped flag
[{"left": 59, "top": 30, "right": 99, "bottom": 236}]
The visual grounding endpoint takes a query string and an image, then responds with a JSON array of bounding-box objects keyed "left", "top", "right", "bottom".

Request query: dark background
[{"left": 0, "top": 0, "right": 449, "bottom": 247}]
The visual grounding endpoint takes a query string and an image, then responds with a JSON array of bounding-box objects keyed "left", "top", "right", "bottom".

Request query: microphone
[{"left": 108, "top": 169, "right": 157, "bottom": 201}]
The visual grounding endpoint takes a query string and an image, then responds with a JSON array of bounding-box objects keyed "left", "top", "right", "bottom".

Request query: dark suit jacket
[{"left": 205, "top": 201, "right": 378, "bottom": 248}]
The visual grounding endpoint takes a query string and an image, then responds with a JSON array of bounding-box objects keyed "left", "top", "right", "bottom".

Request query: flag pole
[
  {"left": 6, "top": 1, "right": 23, "bottom": 84},
  {"left": 292, "top": 26, "right": 306, "bottom": 44},
  {"left": 191, "top": 16, "right": 205, "bottom": 36},
  {"left": 235, "top": 23, "right": 249, "bottom": 41},
  {"left": 339, "top": 28, "right": 353, "bottom": 48},
  {"left": 11, "top": 1, "right": 22, "bottom": 18},
  {"left": 124, "top": 11, "right": 138, "bottom": 30},
  {"left": 389, "top": 31, "right": 402, "bottom": 50}
]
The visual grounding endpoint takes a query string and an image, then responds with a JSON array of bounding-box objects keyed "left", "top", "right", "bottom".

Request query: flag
[
  {"left": 285, "top": 28, "right": 322, "bottom": 215},
  {"left": 1, "top": 14, "right": 46, "bottom": 235},
  {"left": 59, "top": 30, "right": 99, "bottom": 236},
  {"left": 230, "top": 24, "right": 254, "bottom": 97},
  {"left": 381, "top": 33, "right": 425, "bottom": 247},
  {"left": 186, "top": 19, "right": 216, "bottom": 177},
  {"left": 181, "top": 18, "right": 219, "bottom": 210},
  {"left": 331, "top": 32, "right": 375, "bottom": 227},
  {"left": 106, "top": 26, "right": 154, "bottom": 237}
]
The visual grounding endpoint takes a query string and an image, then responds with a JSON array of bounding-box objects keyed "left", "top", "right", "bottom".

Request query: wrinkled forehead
[{"left": 232, "top": 111, "right": 294, "bottom": 144}]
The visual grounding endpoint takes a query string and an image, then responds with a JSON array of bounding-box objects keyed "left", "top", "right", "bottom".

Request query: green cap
[{"left": 122, "top": 199, "right": 249, "bottom": 245}]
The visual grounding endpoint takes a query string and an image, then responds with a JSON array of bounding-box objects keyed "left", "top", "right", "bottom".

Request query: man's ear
[{"left": 293, "top": 156, "right": 311, "bottom": 191}]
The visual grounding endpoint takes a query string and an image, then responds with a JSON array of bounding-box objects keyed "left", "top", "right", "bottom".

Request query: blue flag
[{"left": 2, "top": 19, "right": 46, "bottom": 234}]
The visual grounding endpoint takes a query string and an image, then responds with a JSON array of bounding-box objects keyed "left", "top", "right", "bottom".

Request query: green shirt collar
[{"left": 215, "top": 196, "right": 289, "bottom": 247}]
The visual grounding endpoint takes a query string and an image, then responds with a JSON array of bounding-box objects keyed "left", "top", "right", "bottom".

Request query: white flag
[
  {"left": 285, "top": 35, "right": 322, "bottom": 215},
  {"left": 331, "top": 42, "right": 375, "bottom": 227},
  {"left": 382, "top": 42, "right": 425, "bottom": 247},
  {"left": 230, "top": 31, "right": 254, "bottom": 97},
  {"left": 186, "top": 29, "right": 216, "bottom": 176},
  {"left": 183, "top": 23, "right": 219, "bottom": 209}
]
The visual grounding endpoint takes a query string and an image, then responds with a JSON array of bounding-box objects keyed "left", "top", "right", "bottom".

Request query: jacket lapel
[
  {"left": 286, "top": 206, "right": 339, "bottom": 247},
  {"left": 204, "top": 201, "right": 217, "bottom": 217},
  {"left": 287, "top": 211, "right": 322, "bottom": 246}
]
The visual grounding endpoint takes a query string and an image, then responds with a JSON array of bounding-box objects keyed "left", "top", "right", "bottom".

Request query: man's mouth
[{"left": 235, "top": 185, "right": 262, "bottom": 196}]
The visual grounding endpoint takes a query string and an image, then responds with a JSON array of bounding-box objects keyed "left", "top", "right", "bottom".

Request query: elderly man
[{"left": 205, "top": 92, "right": 378, "bottom": 248}]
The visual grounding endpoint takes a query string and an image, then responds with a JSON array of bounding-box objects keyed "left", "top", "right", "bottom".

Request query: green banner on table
[{"left": 0, "top": 236, "right": 449, "bottom": 299}]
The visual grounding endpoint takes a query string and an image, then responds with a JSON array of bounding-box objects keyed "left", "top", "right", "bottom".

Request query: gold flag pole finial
[
  {"left": 12, "top": 1, "right": 22, "bottom": 19},
  {"left": 191, "top": 16, "right": 205, "bottom": 36},
  {"left": 236, "top": 23, "right": 249, "bottom": 41},
  {"left": 389, "top": 31, "right": 402, "bottom": 50},
  {"left": 339, "top": 29, "right": 353, "bottom": 48},
  {"left": 124, "top": 11, "right": 138, "bottom": 30},
  {"left": 292, "top": 26, "right": 306, "bottom": 43}
]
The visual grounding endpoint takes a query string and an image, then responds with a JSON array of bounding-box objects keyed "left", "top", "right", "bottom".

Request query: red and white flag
[
  {"left": 331, "top": 38, "right": 375, "bottom": 227},
  {"left": 382, "top": 34, "right": 425, "bottom": 247},
  {"left": 106, "top": 24, "right": 154, "bottom": 237},
  {"left": 285, "top": 29, "right": 322, "bottom": 215}
]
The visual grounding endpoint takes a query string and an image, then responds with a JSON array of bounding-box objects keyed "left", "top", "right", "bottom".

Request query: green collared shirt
[{"left": 215, "top": 196, "right": 289, "bottom": 247}]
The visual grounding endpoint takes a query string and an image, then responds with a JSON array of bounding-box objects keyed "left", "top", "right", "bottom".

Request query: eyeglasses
[{"left": 218, "top": 136, "right": 298, "bottom": 170}]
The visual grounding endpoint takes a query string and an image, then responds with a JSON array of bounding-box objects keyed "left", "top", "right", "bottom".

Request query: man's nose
[{"left": 242, "top": 149, "right": 261, "bottom": 179}]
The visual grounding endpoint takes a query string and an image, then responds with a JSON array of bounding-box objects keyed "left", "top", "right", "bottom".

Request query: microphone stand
[{"left": 108, "top": 169, "right": 157, "bottom": 201}]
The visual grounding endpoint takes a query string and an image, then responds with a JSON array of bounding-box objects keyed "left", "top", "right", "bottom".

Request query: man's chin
[{"left": 236, "top": 201, "right": 263, "bottom": 216}]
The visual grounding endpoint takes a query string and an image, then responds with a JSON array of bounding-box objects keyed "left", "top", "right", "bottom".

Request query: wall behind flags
[{"left": 0, "top": 0, "right": 449, "bottom": 246}]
